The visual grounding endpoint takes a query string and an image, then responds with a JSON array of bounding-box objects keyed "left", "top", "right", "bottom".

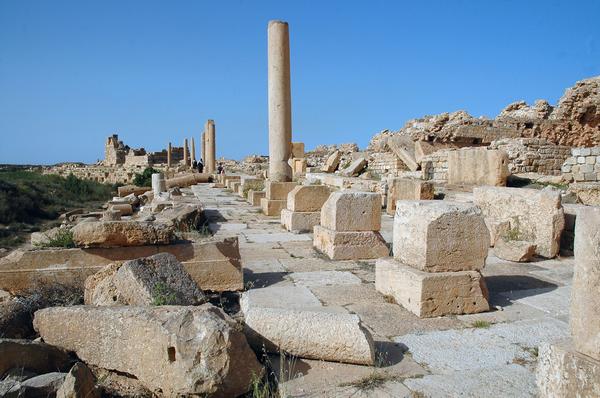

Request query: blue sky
[{"left": 1, "top": 0, "right": 599, "bottom": 165}]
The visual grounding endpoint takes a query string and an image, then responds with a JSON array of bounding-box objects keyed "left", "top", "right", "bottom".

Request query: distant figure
[
  {"left": 192, "top": 160, "right": 198, "bottom": 171},
  {"left": 217, "top": 162, "right": 224, "bottom": 174},
  {"left": 198, "top": 158, "right": 204, "bottom": 173}
]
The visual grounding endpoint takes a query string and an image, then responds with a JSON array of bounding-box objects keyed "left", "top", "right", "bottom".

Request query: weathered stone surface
[
  {"left": 0, "top": 339, "right": 73, "bottom": 376},
  {"left": 287, "top": 185, "right": 331, "bottom": 212},
  {"left": 571, "top": 206, "right": 600, "bottom": 361},
  {"left": 241, "top": 287, "right": 375, "bottom": 365},
  {"left": 473, "top": 186, "right": 565, "bottom": 258},
  {"left": 313, "top": 225, "right": 389, "bottom": 260},
  {"left": 375, "top": 258, "right": 489, "bottom": 318},
  {"left": 6, "top": 372, "right": 66, "bottom": 398},
  {"left": 155, "top": 203, "right": 202, "bottom": 231},
  {"left": 493, "top": 238, "right": 536, "bottom": 262},
  {"left": 386, "top": 178, "right": 434, "bottom": 215},
  {"left": 247, "top": 190, "right": 266, "bottom": 206},
  {"left": 322, "top": 150, "right": 341, "bottom": 173},
  {"left": 321, "top": 191, "right": 381, "bottom": 232},
  {"left": 281, "top": 209, "right": 320, "bottom": 233},
  {"left": 393, "top": 201, "right": 489, "bottom": 272},
  {"left": 265, "top": 181, "right": 297, "bottom": 200},
  {"left": 84, "top": 253, "right": 205, "bottom": 306},
  {"left": 340, "top": 158, "right": 367, "bottom": 177},
  {"left": 72, "top": 221, "right": 174, "bottom": 248},
  {"left": 447, "top": 148, "right": 509, "bottom": 186},
  {"left": 388, "top": 135, "right": 419, "bottom": 171},
  {"left": 537, "top": 341, "right": 600, "bottom": 398},
  {"left": 34, "top": 305, "right": 262, "bottom": 397},
  {"left": 567, "top": 182, "right": 600, "bottom": 205},
  {"left": 56, "top": 362, "right": 100, "bottom": 398}
]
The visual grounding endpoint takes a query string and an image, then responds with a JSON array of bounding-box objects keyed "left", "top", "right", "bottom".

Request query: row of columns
[{"left": 165, "top": 120, "right": 216, "bottom": 172}]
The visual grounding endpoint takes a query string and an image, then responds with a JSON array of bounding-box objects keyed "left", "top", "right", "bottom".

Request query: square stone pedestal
[
  {"left": 261, "top": 198, "right": 287, "bottom": 216},
  {"left": 281, "top": 209, "right": 320, "bottom": 233},
  {"left": 313, "top": 225, "right": 389, "bottom": 260},
  {"left": 231, "top": 181, "right": 241, "bottom": 193},
  {"left": 248, "top": 190, "right": 266, "bottom": 206},
  {"left": 537, "top": 341, "right": 600, "bottom": 397},
  {"left": 375, "top": 258, "right": 489, "bottom": 318}
]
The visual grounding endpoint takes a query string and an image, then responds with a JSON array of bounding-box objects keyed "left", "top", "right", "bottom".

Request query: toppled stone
[
  {"left": 493, "top": 238, "right": 536, "bottom": 262},
  {"left": 340, "top": 158, "right": 367, "bottom": 177},
  {"left": 155, "top": 203, "right": 203, "bottom": 231},
  {"left": 473, "top": 186, "right": 565, "bottom": 258},
  {"left": 84, "top": 253, "right": 206, "bottom": 306},
  {"left": 72, "top": 221, "right": 174, "bottom": 248},
  {"left": 393, "top": 201, "right": 489, "bottom": 272},
  {"left": 321, "top": 150, "right": 341, "bottom": 173},
  {"left": 56, "top": 362, "right": 100, "bottom": 398},
  {"left": 33, "top": 305, "right": 262, "bottom": 397},
  {"left": 321, "top": 191, "right": 381, "bottom": 232}
]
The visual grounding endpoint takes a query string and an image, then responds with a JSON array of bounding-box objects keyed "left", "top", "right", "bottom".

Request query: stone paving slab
[
  {"left": 278, "top": 257, "right": 358, "bottom": 272},
  {"left": 241, "top": 231, "right": 312, "bottom": 243},
  {"left": 289, "top": 270, "right": 362, "bottom": 287},
  {"left": 309, "top": 284, "right": 387, "bottom": 307},
  {"left": 501, "top": 286, "right": 572, "bottom": 320}
]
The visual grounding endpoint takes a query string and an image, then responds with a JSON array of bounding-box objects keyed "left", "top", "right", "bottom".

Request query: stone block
[
  {"left": 287, "top": 185, "right": 332, "bottom": 212},
  {"left": 388, "top": 136, "right": 419, "bottom": 171},
  {"left": 493, "top": 239, "right": 536, "bottom": 262},
  {"left": 536, "top": 341, "right": 600, "bottom": 397},
  {"left": 473, "top": 186, "right": 565, "bottom": 258},
  {"left": 265, "top": 181, "right": 297, "bottom": 200},
  {"left": 340, "top": 158, "right": 367, "bottom": 177},
  {"left": 447, "top": 148, "right": 509, "bottom": 186},
  {"left": 33, "top": 305, "right": 262, "bottom": 397},
  {"left": 321, "top": 191, "right": 381, "bottom": 232},
  {"left": 572, "top": 206, "right": 600, "bottom": 361},
  {"left": 291, "top": 142, "right": 305, "bottom": 158},
  {"left": 322, "top": 150, "right": 341, "bottom": 173},
  {"left": 72, "top": 221, "right": 174, "bottom": 248},
  {"left": 393, "top": 201, "right": 489, "bottom": 272},
  {"left": 281, "top": 209, "right": 320, "bottom": 233},
  {"left": 260, "top": 198, "right": 287, "bottom": 216},
  {"left": 375, "top": 258, "right": 489, "bottom": 318},
  {"left": 248, "top": 190, "right": 266, "bottom": 206},
  {"left": 313, "top": 225, "right": 389, "bottom": 260},
  {"left": 386, "top": 178, "right": 434, "bottom": 215}
]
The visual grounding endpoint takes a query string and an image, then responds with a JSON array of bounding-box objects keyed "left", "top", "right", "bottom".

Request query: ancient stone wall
[
  {"left": 561, "top": 147, "right": 600, "bottom": 182},
  {"left": 490, "top": 138, "right": 571, "bottom": 175},
  {"left": 421, "top": 150, "right": 450, "bottom": 181},
  {"left": 43, "top": 164, "right": 167, "bottom": 185},
  {"left": 368, "top": 152, "right": 407, "bottom": 176}
]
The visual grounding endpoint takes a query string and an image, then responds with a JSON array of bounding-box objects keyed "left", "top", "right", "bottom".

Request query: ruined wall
[
  {"left": 367, "top": 152, "right": 407, "bottom": 176},
  {"left": 490, "top": 138, "right": 571, "bottom": 176},
  {"left": 562, "top": 147, "right": 600, "bottom": 182},
  {"left": 104, "top": 135, "right": 126, "bottom": 165},
  {"left": 421, "top": 150, "right": 450, "bottom": 182},
  {"left": 43, "top": 163, "right": 169, "bottom": 184}
]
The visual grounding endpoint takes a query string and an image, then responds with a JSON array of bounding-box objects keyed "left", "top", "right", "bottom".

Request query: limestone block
[
  {"left": 340, "top": 158, "right": 367, "bottom": 177},
  {"left": 165, "top": 173, "right": 209, "bottom": 188},
  {"left": 155, "top": 203, "right": 202, "bottom": 232},
  {"left": 72, "top": 221, "right": 174, "bottom": 248},
  {"left": 56, "top": 362, "right": 100, "bottom": 398},
  {"left": 536, "top": 341, "right": 600, "bottom": 398},
  {"left": 493, "top": 238, "right": 536, "bottom": 262},
  {"left": 473, "top": 186, "right": 565, "bottom": 258},
  {"left": 117, "top": 185, "right": 151, "bottom": 197},
  {"left": 287, "top": 185, "right": 332, "bottom": 212},
  {"left": 261, "top": 198, "right": 287, "bottom": 216},
  {"left": 386, "top": 178, "right": 434, "bottom": 215},
  {"left": 313, "top": 225, "right": 389, "bottom": 260},
  {"left": 281, "top": 209, "right": 320, "bottom": 233},
  {"left": 322, "top": 150, "right": 341, "bottom": 173},
  {"left": 291, "top": 142, "right": 305, "bottom": 158},
  {"left": 447, "top": 148, "right": 509, "bottom": 186},
  {"left": 572, "top": 206, "right": 600, "bottom": 361},
  {"left": 33, "top": 305, "right": 262, "bottom": 397},
  {"left": 388, "top": 136, "right": 419, "bottom": 171},
  {"left": 567, "top": 182, "right": 600, "bottom": 206},
  {"left": 84, "top": 253, "right": 206, "bottom": 306},
  {"left": 265, "top": 181, "right": 297, "bottom": 200},
  {"left": 241, "top": 287, "right": 375, "bottom": 365},
  {"left": 321, "top": 191, "right": 381, "bottom": 232},
  {"left": 375, "top": 258, "right": 489, "bottom": 318},
  {"left": 108, "top": 203, "right": 133, "bottom": 216},
  {"left": 248, "top": 190, "right": 266, "bottom": 206},
  {"left": 393, "top": 201, "right": 489, "bottom": 272}
]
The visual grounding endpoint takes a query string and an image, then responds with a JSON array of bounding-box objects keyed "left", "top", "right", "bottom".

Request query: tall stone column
[
  {"left": 167, "top": 142, "right": 172, "bottom": 169},
  {"left": 183, "top": 138, "right": 189, "bottom": 168},
  {"left": 191, "top": 137, "right": 196, "bottom": 165},
  {"left": 206, "top": 120, "right": 216, "bottom": 173},
  {"left": 201, "top": 131, "right": 206, "bottom": 164},
  {"left": 268, "top": 20, "right": 292, "bottom": 182}
]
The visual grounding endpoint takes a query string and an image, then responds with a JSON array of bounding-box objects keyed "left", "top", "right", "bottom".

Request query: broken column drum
[{"left": 151, "top": 173, "right": 166, "bottom": 195}]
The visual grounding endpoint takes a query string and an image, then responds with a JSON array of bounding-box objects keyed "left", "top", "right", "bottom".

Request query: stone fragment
[
  {"left": 321, "top": 150, "right": 341, "bottom": 173},
  {"left": 72, "top": 221, "right": 174, "bottom": 248},
  {"left": 0, "top": 339, "right": 73, "bottom": 376},
  {"left": 386, "top": 178, "right": 434, "bottom": 215},
  {"left": 388, "top": 136, "right": 419, "bottom": 171},
  {"left": 34, "top": 305, "right": 262, "bottom": 397},
  {"left": 56, "top": 362, "right": 100, "bottom": 398},
  {"left": 155, "top": 203, "right": 202, "bottom": 231},
  {"left": 313, "top": 225, "right": 389, "bottom": 260},
  {"left": 571, "top": 206, "right": 600, "bottom": 360},
  {"left": 473, "top": 186, "right": 565, "bottom": 258},
  {"left": 375, "top": 258, "right": 489, "bottom": 318},
  {"left": 493, "top": 238, "right": 536, "bottom": 262},
  {"left": 321, "top": 191, "right": 381, "bottom": 232},
  {"left": 84, "top": 253, "right": 206, "bottom": 306},
  {"left": 393, "top": 201, "right": 489, "bottom": 272},
  {"left": 536, "top": 341, "right": 600, "bottom": 398},
  {"left": 447, "top": 147, "right": 510, "bottom": 186},
  {"left": 281, "top": 209, "right": 321, "bottom": 233},
  {"left": 101, "top": 210, "right": 121, "bottom": 221},
  {"left": 340, "top": 158, "right": 367, "bottom": 177},
  {"left": 287, "top": 185, "right": 332, "bottom": 212},
  {"left": 108, "top": 203, "right": 133, "bottom": 216},
  {"left": 6, "top": 372, "right": 66, "bottom": 398}
]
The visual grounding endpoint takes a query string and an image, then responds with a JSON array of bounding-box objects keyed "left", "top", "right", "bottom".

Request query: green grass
[
  {"left": 471, "top": 320, "right": 491, "bottom": 328},
  {"left": 34, "top": 228, "right": 75, "bottom": 248},
  {"left": 151, "top": 282, "right": 178, "bottom": 305}
]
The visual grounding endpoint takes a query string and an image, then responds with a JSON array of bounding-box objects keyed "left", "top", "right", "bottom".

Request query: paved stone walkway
[{"left": 192, "top": 184, "right": 573, "bottom": 397}]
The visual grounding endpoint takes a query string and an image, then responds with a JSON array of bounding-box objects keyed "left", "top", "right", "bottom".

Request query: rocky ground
[{"left": 191, "top": 183, "right": 573, "bottom": 398}]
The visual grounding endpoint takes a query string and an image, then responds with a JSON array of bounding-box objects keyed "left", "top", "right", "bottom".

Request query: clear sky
[{"left": 1, "top": 0, "right": 599, "bottom": 165}]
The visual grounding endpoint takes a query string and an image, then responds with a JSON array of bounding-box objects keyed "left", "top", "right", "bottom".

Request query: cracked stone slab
[{"left": 290, "top": 271, "right": 362, "bottom": 287}]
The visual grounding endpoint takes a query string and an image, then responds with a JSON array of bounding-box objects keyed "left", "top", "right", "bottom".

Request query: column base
[
  {"left": 281, "top": 209, "right": 320, "bottom": 233},
  {"left": 375, "top": 257, "right": 489, "bottom": 318},
  {"left": 248, "top": 190, "right": 266, "bottom": 206},
  {"left": 266, "top": 181, "right": 297, "bottom": 200},
  {"left": 312, "top": 225, "right": 389, "bottom": 260},
  {"left": 261, "top": 198, "right": 287, "bottom": 216}
]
